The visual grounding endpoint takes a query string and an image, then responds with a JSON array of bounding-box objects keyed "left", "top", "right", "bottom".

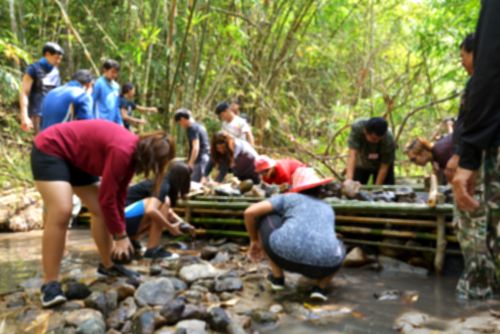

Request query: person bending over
[
  {"left": 32, "top": 120, "right": 175, "bottom": 307},
  {"left": 344, "top": 117, "right": 396, "bottom": 185},
  {"left": 244, "top": 167, "right": 345, "bottom": 302},
  {"left": 254, "top": 155, "right": 305, "bottom": 190},
  {"left": 209, "top": 131, "right": 260, "bottom": 184},
  {"left": 125, "top": 162, "right": 193, "bottom": 259},
  {"left": 405, "top": 135, "right": 454, "bottom": 185}
]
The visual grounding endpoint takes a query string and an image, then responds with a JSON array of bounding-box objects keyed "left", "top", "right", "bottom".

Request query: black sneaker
[
  {"left": 97, "top": 263, "right": 140, "bottom": 279},
  {"left": 40, "top": 281, "right": 67, "bottom": 308},
  {"left": 310, "top": 286, "right": 328, "bottom": 302},
  {"left": 267, "top": 274, "right": 285, "bottom": 291},
  {"left": 144, "top": 247, "right": 179, "bottom": 260}
]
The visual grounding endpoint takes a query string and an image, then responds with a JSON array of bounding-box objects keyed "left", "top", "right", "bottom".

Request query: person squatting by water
[
  {"left": 451, "top": 1, "right": 500, "bottom": 300},
  {"left": 124, "top": 162, "right": 195, "bottom": 260},
  {"left": 174, "top": 108, "right": 211, "bottom": 182},
  {"left": 31, "top": 120, "right": 175, "bottom": 307},
  {"left": 244, "top": 167, "right": 346, "bottom": 302},
  {"left": 19, "top": 42, "right": 64, "bottom": 134}
]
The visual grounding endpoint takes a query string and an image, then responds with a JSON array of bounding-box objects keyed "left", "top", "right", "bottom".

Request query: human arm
[
  {"left": 136, "top": 105, "right": 158, "bottom": 113},
  {"left": 241, "top": 121, "right": 255, "bottom": 146},
  {"left": 188, "top": 139, "right": 200, "bottom": 170},
  {"left": 244, "top": 200, "right": 273, "bottom": 261},
  {"left": 375, "top": 163, "right": 390, "bottom": 185},
  {"left": 345, "top": 149, "right": 357, "bottom": 181},
  {"left": 19, "top": 74, "right": 34, "bottom": 131},
  {"left": 121, "top": 107, "right": 146, "bottom": 125}
]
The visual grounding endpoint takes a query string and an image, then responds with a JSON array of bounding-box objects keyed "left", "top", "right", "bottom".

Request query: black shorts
[
  {"left": 259, "top": 214, "right": 342, "bottom": 279},
  {"left": 31, "top": 145, "right": 99, "bottom": 186}
]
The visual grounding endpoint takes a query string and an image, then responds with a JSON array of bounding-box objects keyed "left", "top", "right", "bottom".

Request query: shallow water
[{"left": 0, "top": 229, "right": 497, "bottom": 333}]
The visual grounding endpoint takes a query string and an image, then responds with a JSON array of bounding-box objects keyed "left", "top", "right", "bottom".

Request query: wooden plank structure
[{"left": 173, "top": 195, "right": 456, "bottom": 273}]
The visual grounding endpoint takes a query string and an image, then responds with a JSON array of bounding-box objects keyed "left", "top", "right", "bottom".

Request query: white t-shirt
[{"left": 222, "top": 115, "right": 251, "bottom": 141}]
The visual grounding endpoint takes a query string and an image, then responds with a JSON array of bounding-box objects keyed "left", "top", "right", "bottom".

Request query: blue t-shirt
[
  {"left": 119, "top": 97, "right": 137, "bottom": 129},
  {"left": 268, "top": 193, "right": 345, "bottom": 267},
  {"left": 25, "top": 58, "right": 61, "bottom": 116},
  {"left": 40, "top": 81, "right": 94, "bottom": 131},
  {"left": 92, "top": 76, "right": 122, "bottom": 125}
]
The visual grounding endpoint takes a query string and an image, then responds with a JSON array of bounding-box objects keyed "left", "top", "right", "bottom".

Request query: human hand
[
  {"left": 112, "top": 237, "right": 134, "bottom": 261},
  {"left": 168, "top": 222, "right": 183, "bottom": 236},
  {"left": 248, "top": 240, "right": 264, "bottom": 262},
  {"left": 452, "top": 167, "right": 479, "bottom": 212},
  {"left": 21, "top": 117, "right": 33, "bottom": 132},
  {"left": 445, "top": 154, "right": 460, "bottom": 183}
]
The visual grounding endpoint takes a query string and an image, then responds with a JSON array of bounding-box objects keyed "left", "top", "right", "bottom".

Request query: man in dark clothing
[
  {"left": 452, "top": 0, "right": 500, "bottom": 299},
  {"left": 174, "top": 108, "right": 211, "bottom": 182},
  {"left": 19, "top": 42, "right": 64, "bottom": 133},
  {"left": 344, "top": 117, "right": 396, "bottom": 185}
]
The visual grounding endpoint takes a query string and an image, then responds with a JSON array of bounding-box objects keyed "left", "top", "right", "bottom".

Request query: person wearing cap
[
  {"left": 174, "top": 108, "right": 211, "bottom": 182},
  {"left": 344, "top": 117, "right": 396, "bottom": 185},
  {"left": 19, "top": 42, "right": 64, "bottom": 133},
  {"left": 244, "top": 167, "right": 345, "bottom": 302},
  {"left": 255, "top": 155, "right": 306, "bottom": 189},
  {"left": 215, "top": 101, "right": 255, "bottom": 146},
  {"left": 209, "top": 131, "right": 260, "bottom": 184},
  {"left": 93, "top": 59, "right": 123, "bottom": 125},
  {"left": 40, "top": 70, "right": 95, "bottom": 131}
]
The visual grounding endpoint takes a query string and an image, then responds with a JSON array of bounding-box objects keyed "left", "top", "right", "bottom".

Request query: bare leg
[
  {"left": 35, "top": 181, "right": 73, "bottom": 283},
  {"left": 73, "top": 184, "right": 113, "bottom": 268},
  {"left": 143, "top": 198, "right": 164, "bottom": 249},
  {"left": 261, "top": 246, "right": 284, "bottom": 278}
]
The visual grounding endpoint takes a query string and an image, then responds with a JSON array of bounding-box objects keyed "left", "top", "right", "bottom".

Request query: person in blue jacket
[
  {"left": 19, "top": 42, "right": 64, "bottom": 133},
  {"left": 40, "top": 70, "right": 95, "bottom": 131},
  {"left": 92, "top": 59, "right": 122, "bottom": 125}
]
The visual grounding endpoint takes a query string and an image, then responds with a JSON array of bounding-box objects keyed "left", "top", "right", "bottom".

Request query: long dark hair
[
  {"left": 134, "top": 132, "right": 176, "bottom": 197},
  {"left": 211, "top": 131, "right": 235, "bottom": 166},
  {"left": 166, "top": 162, "right": 191, "bottom": 206},
  {"left": 121, "top": 82, "right": 134, "bottom": 97}
]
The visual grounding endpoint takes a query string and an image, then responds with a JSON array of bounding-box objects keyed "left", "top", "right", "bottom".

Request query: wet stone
[
  {"left": 84, "top": 291, "right": 111, "bottom": 315},
  {"left": 112, "top": 281, "right": 136, "bottom": 301},
  {"left": 343, "top": 247, "right": 369, "bottom": 268},
  {"left": 179, "top": 262, "right": 221, "bottom": 283},
  {"left": 75, "top": 317, "right": 106, "bottom": 334},
  {"left": 219, "top": 292, "right": 235, "bottom": 301},
  {"left": 269, "top": 304, "right": 283, "bottom": 314},
  {"left": 106, "top": 296, "right": 137, "bottom": 329},
  {"left": 251, "top": 309, "right": 279, "bottom": 323},
  {"left": 218, "top": 243, "right": 240, "bottom": 254},
  {"left": 135, "top": 278, "right": 177, "bottom": 307},
  {"left": 64, "top": 282, "right": 92, "bottom": 300},
  {"left": 190, "top": 284, "right": 209, "bottom": 294},
  {"left": 193, "top": 279, "right": 215, "bottom": 292},
  {"left": 214, "top": 273, "right": 243, "bottom": 293},
  {"left": 106, "top": 329, "right": 121, "bottom": 334},
  {"left": 56, "top": 301, "right": 85, "bottom": 311},
  {"left": 150, "top": 264, "right": 163, "bottom": 276},
  {"left": 200, "top": 246, "right": 218, "bottom": 261},
  {"left": 65, "top": 308, "right": 104, "bottom": 328},
  {"left": 378, "top": 256, "right": 429, "bottom": 277},
  {"left": 5, "top": 292, "right": 26, "bottom": 308},
  {"left": 132, "top": 308, "right": 156, "bottom": 334},
  {"left": 154, "top": 327, "right": 176, "bottom": 334},
  {"left": 175, "top": 319, "right": 208, "bottom": 334},
  {"left": 181, "top": 304, "right": 208, "bottom": 321},
  {"left": 208, "top": 307, "right": 231, "bottom": 332},
  {"left": 160, "top": 298, "right": 186, "bottom": 325},
  {"left": 210, "top": 252, "right": 230, "bottom": 264},
  {"left": 184, "top": 290, "right": 203, "bottom": 304}
]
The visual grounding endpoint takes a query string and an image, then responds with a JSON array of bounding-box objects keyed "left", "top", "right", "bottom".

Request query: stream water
[{"left": 0, "top": 229, "right": 498, "bottom": 333}]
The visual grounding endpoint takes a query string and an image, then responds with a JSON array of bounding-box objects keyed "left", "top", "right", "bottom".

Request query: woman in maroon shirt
[{"left": 32, "top": 120, "right": 175, "bottom": 307}]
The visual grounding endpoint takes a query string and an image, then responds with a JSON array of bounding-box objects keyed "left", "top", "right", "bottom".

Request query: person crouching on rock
[
  {"left": 31, "top": 119, "right": 175, "bottom": 308},
  {"left": 124, "top": 162, "right": 195, "bottom": 260},
  {"left": 244, "top": 167, "right": 345, "bottom": 301}
]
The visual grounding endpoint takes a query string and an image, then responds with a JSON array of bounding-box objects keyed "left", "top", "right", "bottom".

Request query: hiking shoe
[
  {"left": 40, "top": 281, "right": 67, "bottom": 308},
  {"left": 97, "top": 263, "right": 140, "bottom": 279},
  {"left": 310, "top": 286, "right": 328, "bottom": 302},
  {"left": 267, "top": 274, "right": 285, "bottom": 291},
  {"left": 144, "top": 247, "right": 179, "bottom": 260}
]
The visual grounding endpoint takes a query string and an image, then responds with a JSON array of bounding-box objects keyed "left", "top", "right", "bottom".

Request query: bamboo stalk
[
  {"left": 341, "top": 238, "right": 461, "bottom": 255},
  {"left": 195, "top": 229, "right": 248, "bottom": 238},
  {"left": 427, "top": 174, "right": 438, "bottom": 207},
  {"left": 336, "top": 226, "right": 457, "bottom": 242},
  {"left": 434, "top": 214, "right": 447, "bottom": 273},
  {"left": 174, "top": 208, "right": 245, "bottom": 216},
  {"left": 336, "top": 215, "right": 452, "bottom": 228}
]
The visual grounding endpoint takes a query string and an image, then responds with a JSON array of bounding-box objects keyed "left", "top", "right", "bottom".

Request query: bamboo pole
[
  {"left": 336, "top": 215, "right": 452, "bottom": 228},
  {"left": 336, "top": 226, "right": 457, "bottom": 242},
  {"left": 427, "top": 174, "right": 438, "bottom": 207},
  {"left": 434, "top": 214, "right": 447, "bottom": 274},
  {"left": 341, "top": 238, "right": 461, "bottom": 255}
]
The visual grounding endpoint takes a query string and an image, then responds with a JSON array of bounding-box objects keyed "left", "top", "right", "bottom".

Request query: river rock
[
  {"left": 208, "top": 307, "right": 231, "bottom": 332},
  {"left": 378, "top": 256, "right": 429, "bottom": 277},
  {"left": 175, "top": 319, "right": 208, "bottom": 334},
  {"left": 150, "top": 264, "right": 163, "bottom": 276},
  {"left": 84, "top": 290, "right": 116, "bottom": 315},
  {"left": 65, "top": 308, "right": 105, "bottom": 328},
  {"left": 179, "top": 263, "right": 221, "bottom": 283},
  {"left": 76, "top": 317, "right": 106, "bottom": 334},
  {"left": 393, "top": 311, "right": 430, "bottom": 332},
  {"left": 154, "top": 328, "right": 176, "bottom": 334},
  {"left": 343, "top": 247, "right": 369, "bottom": 267},
  {"left": 181, "top": 304, "right": 208, "bottom": 320},
  {"left": 160, "top": 298, "right": 186, "bottom": 325},
  {"left": 282, "top": 302, "right": 310, "bottom": 320},
  {"left": 5, "top": 292, "right": 26, "bottom": 308},
  {"left": 106, "top": 330, "right": 121, "bottom": 334},
  {"left": 112, "top": 281, "right": 136, "bottom": 301},
  {"left": 170, "top": 278, "right": 188, "bottom": 292},
  {"left": 219, "top": 243, "right": 240, "bottom": 254},
  {"left": 193, "top": 279, "right": 215, "bottom": 292},
  {"left": 270, "top": 304, "right": 283, "bottom": 314},
  {"left": 106, "top": 296, "right": 137, "bottom": 329},
  {"left": 135, "top": 278, "right": 177, "bottom": 306},
  {"left": 132, "top": 308, "right": 156, "bottom": 334},
  {"left": 251, "top": 309, "right": 279, "bottom": 323},
  {"left": 210, "top": 252, "right": 230, "bottom": 264},
  {"left": 200, "top": 246, "right": 219, "bottom": 261},
  {"left": 65, "top": 282, "right": 92, "bottom": 300},
  {"left": 184, "top": 290, "right": 203, "bottom": 304},
  {"left": 214, "top": 276, "right": 243, "bottom": 292}
]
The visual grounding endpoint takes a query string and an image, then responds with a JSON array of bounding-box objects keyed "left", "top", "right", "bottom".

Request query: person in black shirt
[
  {"left": 119, "top": 83, "right": 158, "bottom": 130},
  {"left": 174, "top": 108, "right": 211, "bottom": 182}
]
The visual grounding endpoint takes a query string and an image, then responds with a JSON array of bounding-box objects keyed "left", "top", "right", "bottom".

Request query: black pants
[
  {"left": 353, "top": 164, "right": 395, "bottom": 185},
  {"left": 258, "top": 214, "right": 341, "bottom": 279}
]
